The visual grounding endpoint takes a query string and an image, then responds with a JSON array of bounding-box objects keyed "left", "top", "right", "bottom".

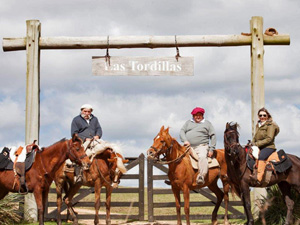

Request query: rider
[
  {"left": 70, "top": 104, "right": 103, "bottom": 182},
  {"left": 250, "top": 107, "right": 280, "bottom": 184},
  {"left": 180, "top": 107, "right": 216, "bottom": 185}
]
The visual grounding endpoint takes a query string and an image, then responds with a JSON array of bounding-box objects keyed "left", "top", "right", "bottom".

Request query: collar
[{"left": 191, "top": 118, "right": 205, "bottom": 123}]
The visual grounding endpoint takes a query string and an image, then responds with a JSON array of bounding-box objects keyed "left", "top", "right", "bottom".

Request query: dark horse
[
  {"left": 147, "top": 126, "right": 231, "bottom": 225},
  {"left": 55, "top": 148, "right": 128, "bottom": 225},
  {"left": 0, "top": 133, "right": 91, "bottom": 225},
  {"left": 224, "top": 122, "right": 300, "bottom": 225}
]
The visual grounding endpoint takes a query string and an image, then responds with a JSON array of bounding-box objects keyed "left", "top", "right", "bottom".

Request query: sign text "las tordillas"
[{"left": 92, "top": 56, "right": 194, "bottom": 76}]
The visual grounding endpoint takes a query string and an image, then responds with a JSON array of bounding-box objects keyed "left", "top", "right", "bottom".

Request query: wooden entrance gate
[
  {"left": 45, "top": 154, "right": 145, "bottom": 221},
  {"left": 147, "top": 158, "right": 245, "bottom": 221}
]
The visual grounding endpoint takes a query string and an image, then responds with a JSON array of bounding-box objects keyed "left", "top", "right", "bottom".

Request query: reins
[{"left": 154, "top": 142, "right": 191, "bottom": 165}]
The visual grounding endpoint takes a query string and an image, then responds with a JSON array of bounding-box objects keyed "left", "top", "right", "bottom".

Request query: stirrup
[
  {"left": 19, "top": 183, "right": 28, "bottom": 195},
  {"left": 196, "top": 174, "right": 205, "bottom": 185}
]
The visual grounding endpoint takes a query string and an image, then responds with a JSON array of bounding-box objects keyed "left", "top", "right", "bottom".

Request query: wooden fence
[
  {"left": 41, "top": 153, "right": 246, "bottom": 222},
  {"left": 147, "top": 158, "right": 245, "bottom": 221},
  {"left": 45, "top": 153, "right": 145, "bottom": 221}
]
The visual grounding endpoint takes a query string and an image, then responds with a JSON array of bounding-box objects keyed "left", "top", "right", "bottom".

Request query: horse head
[
  {"left": 107, "top": 149, "right": 128, "bottom": 189},
  {"left": 68, "top": 133, "right": 91, "bottom": 170},
  {"left": 147, "top": 126, "right": 173, "bottom": 161},
  {"left": 224, "top": 122, "right": 241, "bottom": 158}
]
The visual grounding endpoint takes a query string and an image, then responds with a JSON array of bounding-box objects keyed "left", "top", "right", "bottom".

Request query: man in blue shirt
[
  {"left": 71, "top": 104, "right": 102, "bottom": 142},
  {"left": 70, "top": 104, "right": 102, "bottom": 182}
]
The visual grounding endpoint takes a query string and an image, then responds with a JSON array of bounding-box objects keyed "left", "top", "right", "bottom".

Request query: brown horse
[
  {"left": 0, "top": 133, "right": 90, "bottom": 225},
  {"left": 224, "top": 122, "right": 300, "bottom": 225},
  {"left": 147, "top": 126, "right": 231, "bottom": 225},
  {"left": 55, "top": 148, "right": 128, "bottom": 225}
]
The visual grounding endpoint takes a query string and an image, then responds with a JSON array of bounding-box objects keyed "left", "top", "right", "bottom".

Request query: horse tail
[{"left": 117, "top": 157, "right": 127, "bottom": 174}]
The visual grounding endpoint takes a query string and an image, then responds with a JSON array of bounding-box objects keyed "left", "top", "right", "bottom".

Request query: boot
[
  {"left": 74, "top": 165, "right": 83, "bottom": 183},
  {"left": 196, "top": 173, "right": 205, "bottom": 185},
  {"left": 15, "top": 162, "right": 27, "bottom": 193},
  {"left": 257, "top": 160, "right": 267, "bottom": 183},
  {"left": 249, "top": 168, "right": 258, "bottom": 182}
]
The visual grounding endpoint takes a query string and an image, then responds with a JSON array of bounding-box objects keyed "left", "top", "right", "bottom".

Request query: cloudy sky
[{"left": 1, "top": 0, "right": 300, "bottom": 161}]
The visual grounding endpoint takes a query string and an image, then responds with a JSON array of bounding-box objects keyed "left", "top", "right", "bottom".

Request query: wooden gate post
[
  {"left": 147, "top": 158, "right": 154, "bottom": 222},
  {"left": 24, "top": 19, "right": 41, "bottom": 222},
  {"left": 250, "top": 16, "right": 267, "bottom": 216},
  {"left": 138, "top": 153, "right": 145, "bottom": 221}
]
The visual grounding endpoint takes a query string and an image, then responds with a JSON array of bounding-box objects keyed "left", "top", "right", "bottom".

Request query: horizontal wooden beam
[{"left": 2, "top": 34, "right": 290, "bottom": 51}]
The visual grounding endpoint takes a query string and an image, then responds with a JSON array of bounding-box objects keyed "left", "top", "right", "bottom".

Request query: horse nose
[{"left": 83, "top": 162, "right": 91, "bottom": 170}]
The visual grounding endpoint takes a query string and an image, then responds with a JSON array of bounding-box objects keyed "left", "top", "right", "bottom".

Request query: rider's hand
[
  {"left": 183, "top": 141, "right": 190, "bottom": 147},
  {"left": 94, "top": 136, "right": 100, "bottom": 140},
  {"left": 207, "top": 151, "right": 214, "bottom": 158}
]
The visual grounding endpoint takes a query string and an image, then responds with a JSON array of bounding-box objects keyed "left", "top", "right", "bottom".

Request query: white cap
[{"left": 81, "top": 104, "right": 93, "bottom": 111}]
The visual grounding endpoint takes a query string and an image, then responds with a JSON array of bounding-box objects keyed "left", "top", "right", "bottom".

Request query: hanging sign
[{"left": 92, "top": 56, "right": 194, "bottom": 76}]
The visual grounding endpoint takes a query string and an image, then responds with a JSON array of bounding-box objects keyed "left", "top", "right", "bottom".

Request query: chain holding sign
[{"left": 92, "top": 56, "right": 194, "bottom": 76}]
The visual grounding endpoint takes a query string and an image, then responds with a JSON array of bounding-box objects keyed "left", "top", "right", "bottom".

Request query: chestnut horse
[
  {"left": 55, "top": 148, "right": 128, "bottom": 225},
  {"left": 147, "top": 126, "right": 231, "bottom": 225},
  {"left": 0, "top": 133, "right": 90, "bottom": 225},
  {"left": 224, "top": 122, "right": 300, "bottom": 225}
]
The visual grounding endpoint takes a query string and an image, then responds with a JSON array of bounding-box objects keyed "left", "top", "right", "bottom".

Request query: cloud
[{"left": 1, "top": 0, "right": 300, "bottom": 162}]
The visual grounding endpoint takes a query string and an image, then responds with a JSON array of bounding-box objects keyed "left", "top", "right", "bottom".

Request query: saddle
[
  {"left": 189, "top": 147, "right": 220, "bottom": 170},
  {"left": 0, "top": 147, "right": 36, "bottom": 171},
  {"left": 246, "top": 149, "right": 292, "bottom": 173}
]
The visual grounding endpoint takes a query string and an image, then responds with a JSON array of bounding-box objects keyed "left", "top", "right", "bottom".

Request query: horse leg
[
  {"left": 208, "top": 179, "right": 224, "bottom": 225},
  {"left": 33, "top": 189, "right": 44, "bottom": 225},
  {"left": 240, "top": 181, "right": 254, "bottom": 225},
  {"left": 105, "top": 185, "right": 113, "bottom": 225},
  {"left": 182, "top": 185, "right": 190, "bottom": 225},
  {"left": 55, "top": 182, "right": 63, "bottom": 225},
  {"left": 94, "top": 179, "right": 101, "bottom": 225},
  {"left": 278, "top": 182, "right": 294, "bottom": 225},
  {"left": 64, "top": 183, "right": 81, "bottom": 225},
  {"left": 222, "top": 182, "right": 230, "bottom": 225},
  {"left": 171, "top": 186, "right": 182, "bottom": 225}
]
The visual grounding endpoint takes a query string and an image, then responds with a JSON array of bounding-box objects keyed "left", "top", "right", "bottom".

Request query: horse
[
  {"left": 147, "top": 126, "right": 231, "bottom": 225},
  {"left": 224, "top": 122, "right": 300, "bottom": 225},
  {"left": 0, "top": 133, "right": 90, "bottom": 225},
  {"left": 54, "top": 148, "right": 128, "bottom": 225}
]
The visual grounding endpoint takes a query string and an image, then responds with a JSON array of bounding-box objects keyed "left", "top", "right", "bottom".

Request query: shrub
[
  {"left": 0, "top": 194, "right": 22, "bottom": 225},
  {"left": 255, "top": 185, "right": 300, "bottom": 225}
]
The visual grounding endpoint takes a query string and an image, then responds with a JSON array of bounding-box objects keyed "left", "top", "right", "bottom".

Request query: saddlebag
[
  {"left": 0, "top": 147, "right": 10, "bottom": 169},
  {"left": 271, "top": 149, "right": 292, "bottom": 173}
]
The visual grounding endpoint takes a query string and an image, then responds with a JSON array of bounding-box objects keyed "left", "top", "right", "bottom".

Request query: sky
[{"left": 1, "top": 0, "right": 300, "bottom": 163}]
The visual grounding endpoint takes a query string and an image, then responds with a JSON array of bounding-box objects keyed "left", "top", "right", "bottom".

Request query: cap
[
  {"left": 81, "top": 104, "right": 93, "bottom": 111},
  {"left": 191, "top": 107, "right": 205, "bottom": 115}
]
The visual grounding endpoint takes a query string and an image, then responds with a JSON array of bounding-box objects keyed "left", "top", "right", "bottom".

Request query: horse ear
[
  {"left": 160, "top": 126, "right": 165, "bottom": 133},
  {"left": 72, "top": 133, "right": 78, "bottom": 142},
  {"left": 165, "top": 127, "right": 169, "bottom": 133},
  {"left": 108, "top": 158, "right": 115, "bottom": 163}
]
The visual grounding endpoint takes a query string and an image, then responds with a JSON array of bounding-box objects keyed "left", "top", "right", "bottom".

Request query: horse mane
[{"left": 41, "top": 138, "right": 67, "bottom": 151}]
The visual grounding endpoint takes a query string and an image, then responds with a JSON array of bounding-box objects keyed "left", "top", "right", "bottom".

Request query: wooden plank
[
  {"left": 147, "top": 157, "right": 154, "bottom": 222},
  {"left": 92, "top": 56, "right": 194, "bottom": 76},
  {"left": 3, "top": 34, "right": 290, "bottom": 51},
  {"left": 138, "top": 154, "right": 145, "bottom": 221}
]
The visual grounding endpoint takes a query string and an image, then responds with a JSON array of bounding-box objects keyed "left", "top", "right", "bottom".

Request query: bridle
[
  {"left": 66, "top": 139, "right": 88, "bottom": 164},
  {"left": 224, "top": 129, "right": 241, "bottom": 157},
  {"left": 224, "top": 129, "right": 248, "bottom": 179},
  {"left": 96, "top": 150, "right": 123, "bottom": 186},
  {"left": 150, "top": 140, "right": 191, "bottom": 165}
]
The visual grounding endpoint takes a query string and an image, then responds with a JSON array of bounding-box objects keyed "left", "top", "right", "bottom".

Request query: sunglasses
[{"left": 259, "top": 114, "right": 268, "bottom": 118}]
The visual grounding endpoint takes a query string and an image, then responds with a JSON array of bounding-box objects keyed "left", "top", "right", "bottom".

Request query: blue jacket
[{"left": 71, "top": 114, "right": 102, "bottom": 141}]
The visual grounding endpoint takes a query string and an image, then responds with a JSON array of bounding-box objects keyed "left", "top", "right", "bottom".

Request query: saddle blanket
[
  {"left": 189, "top": 147, "right": 219, "bottom": 170},
  {"left": 247, "top": 149, "right": 292, "bottom": 173}
]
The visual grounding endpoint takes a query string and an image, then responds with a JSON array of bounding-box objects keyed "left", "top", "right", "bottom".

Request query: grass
[{"left": 8, "top": 184, "right": 247, "bottom": 224}]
